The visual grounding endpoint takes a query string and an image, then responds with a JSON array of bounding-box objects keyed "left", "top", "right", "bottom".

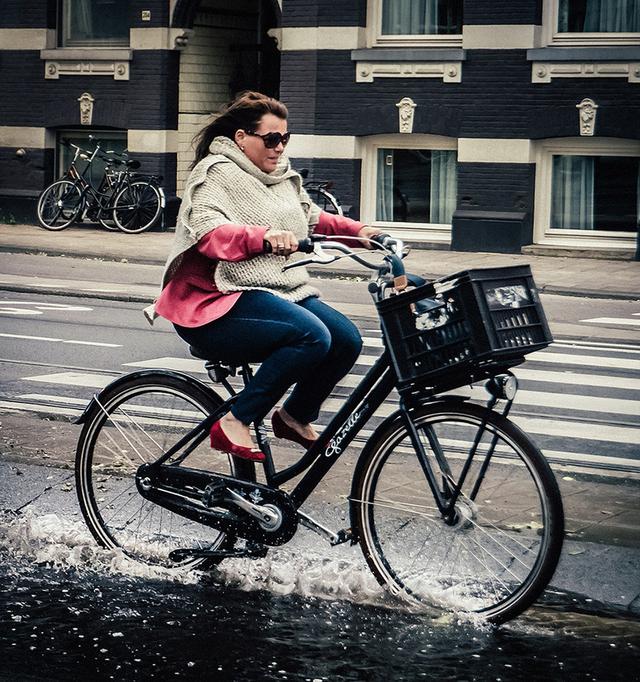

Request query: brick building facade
[{"left": 1, "top": 1, "right": 639, "bottom": 255}]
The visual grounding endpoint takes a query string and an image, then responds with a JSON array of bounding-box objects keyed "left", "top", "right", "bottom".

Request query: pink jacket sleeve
[
  {"left": 196, "top": 224, "right": 269, "bottom": 261},
  {"left": 313, "top": 211, "right": 364, "bottom": 246}
]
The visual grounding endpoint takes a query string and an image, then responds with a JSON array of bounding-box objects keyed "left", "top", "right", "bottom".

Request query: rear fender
[{"left": 74, "top": 369, "right": 223, "bottom": 424}]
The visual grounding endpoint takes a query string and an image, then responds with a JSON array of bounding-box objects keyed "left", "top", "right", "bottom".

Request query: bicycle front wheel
[
  {"left": 36, "top": 180, "right": 82, "bottom": 230},
  {"left": 353, "top": 401, "right": 564, "bottom": 624},
  {"left": 113, "top": 181, "right": 162, "bottom": 233},
  {"left": 75, "top": 372, "right": 255, "bottom": 568}
]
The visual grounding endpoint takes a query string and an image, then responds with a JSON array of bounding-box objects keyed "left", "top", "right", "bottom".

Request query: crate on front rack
[{"left": 376, "top": 264, "right": 553, "bottom": 388}]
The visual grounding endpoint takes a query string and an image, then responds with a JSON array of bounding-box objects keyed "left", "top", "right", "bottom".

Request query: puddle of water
[{"left": 0, "top": 511, "right": 638, "bottom": 680}]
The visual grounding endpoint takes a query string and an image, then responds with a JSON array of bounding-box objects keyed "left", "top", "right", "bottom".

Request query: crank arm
[
  {"left": 169, "top": 543, "right": 268, "bottom": 563},
  {"left": 297, "top": 510, "right": 352, "bottom": 546},
  {"left": 225, "top": 488, "right": 279, "bottom": 526}
]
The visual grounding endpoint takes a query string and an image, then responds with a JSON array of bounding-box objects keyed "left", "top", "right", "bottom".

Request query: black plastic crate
[{"left": 376, "top": 264, "right": 553, "bottom": 388}]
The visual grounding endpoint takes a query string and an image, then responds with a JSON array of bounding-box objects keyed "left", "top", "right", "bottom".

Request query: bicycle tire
[
  {"left": 352, "top": 400, "right": 564, "bottom": 624},
  {"left": 75, "top": 371, "right": 256, "bottom": 569},
  {"left": 112, "top": 180, "right": 162, "bottom": 234},
  {"left": 305, "top": 186, "right": 343, "bottom": 216},
  {"left": 36, "top": 180, "right": 83, "bottom": 230}
]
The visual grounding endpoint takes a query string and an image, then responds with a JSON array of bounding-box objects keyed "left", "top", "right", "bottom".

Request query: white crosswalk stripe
[{"left": 2, "top": 338, "right": 639, "bottom": 477}]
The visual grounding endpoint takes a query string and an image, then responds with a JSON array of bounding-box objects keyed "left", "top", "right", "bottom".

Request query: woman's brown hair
[{"left": 191, "top": 91, "right": 288, "bottom": 168}]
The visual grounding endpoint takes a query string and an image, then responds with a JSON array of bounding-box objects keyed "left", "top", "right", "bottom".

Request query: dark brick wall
[
  {"left": 2, "top": 1, "right": 170, "bottom": 30},
  {"left": 464, "top": 0, "right": 542, "bottom": 26},
  {"left": 282, "top": 0, "right": 366, "bottom": 27},
  {"left": 0, "top": 51, "right": 179, "bottom": 130},
  {"left": 282, "top": 50, "right": 640, "bottom": 140},
  {"left": 1, "top": 1, "right": 52, "bottom": 28},
  {"left": 290, "top": 157, "right": 362, "bottom": 218}
]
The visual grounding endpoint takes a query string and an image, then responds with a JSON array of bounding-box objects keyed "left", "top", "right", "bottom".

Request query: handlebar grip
[
  {"left": 263, "top": 238, "right": 315, "bottom": 254},
  {"left": 370, "top": 233, "right": 394, "bottom": 250}
]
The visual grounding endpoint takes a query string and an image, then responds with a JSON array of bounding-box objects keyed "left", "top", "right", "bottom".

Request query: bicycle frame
[{"left": 146, "top": 348, "right": 499, "bottom": 524}]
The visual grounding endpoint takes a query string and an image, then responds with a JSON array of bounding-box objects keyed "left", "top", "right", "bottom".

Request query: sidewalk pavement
[{"left": 0, "top": 223, "right": 639, "bottom": 300}]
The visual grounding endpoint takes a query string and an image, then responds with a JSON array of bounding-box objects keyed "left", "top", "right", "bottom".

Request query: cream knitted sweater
[{"left": 159, "top": 136, "right": 321, "bottom": 305}]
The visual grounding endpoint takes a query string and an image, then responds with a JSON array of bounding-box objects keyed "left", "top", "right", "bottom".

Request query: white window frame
[
  {"left": 367, "top": 0, "right": 463, "bottom": 48},
  {"left": 543, "top": 0, "right": 640, "bottom": 46},
  {"left": 361, "top": 134, "right": 458, "bottom": 243},
  {"left": 533, "top": 137, "right": 640, "bottom": 250}
]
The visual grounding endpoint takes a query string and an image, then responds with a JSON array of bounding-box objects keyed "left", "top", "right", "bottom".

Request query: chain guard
[{"left": 136, "top": 464, "right": 297, "bottom": 546}]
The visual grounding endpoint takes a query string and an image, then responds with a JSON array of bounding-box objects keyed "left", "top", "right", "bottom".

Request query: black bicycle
[
  {"left": 74, "top": 235, "right": 564, "bottom": 624},
  {"left": 36, "top": 140, "right": 164, "bottom": 233},
  {"left": 300, "top": 168, "right": 343, "bottom": 215}
]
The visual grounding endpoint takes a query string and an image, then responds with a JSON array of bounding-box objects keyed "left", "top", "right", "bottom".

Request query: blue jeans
[{"left": 174, "top": 291, "right": 362, "bottom": 425}]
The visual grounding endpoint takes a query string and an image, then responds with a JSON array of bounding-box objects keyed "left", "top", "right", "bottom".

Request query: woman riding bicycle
[{"left": 149, "top": 91, "right": 381, "bottom": 462}]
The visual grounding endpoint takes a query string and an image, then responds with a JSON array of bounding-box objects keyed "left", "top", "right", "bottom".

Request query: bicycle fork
[{"left": 398, "top": 395, "right": 513, "bottom": 525}]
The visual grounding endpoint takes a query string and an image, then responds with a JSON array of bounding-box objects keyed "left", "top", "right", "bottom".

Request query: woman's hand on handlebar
[
  {"left": 264, "top": 229, "right": 298, "bottom": 257},
  {"left": 357, "top": 225, "right": 384, "bottom": 250}
]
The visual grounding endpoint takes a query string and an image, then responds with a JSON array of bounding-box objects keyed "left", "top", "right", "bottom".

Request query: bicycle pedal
[{"left": 169, "top": 543, "right": 268, "bottom": 563}]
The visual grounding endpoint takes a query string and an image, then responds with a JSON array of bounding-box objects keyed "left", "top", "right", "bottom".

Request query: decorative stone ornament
[
  {"left": 78, "top": 92, "right": 95, "bottom": 126},
  {"left": 576, "top": 98, "right": 598, "bottom": 136},
  {"left": 396, "top": 97, "right": 417, "bottom": 134}
]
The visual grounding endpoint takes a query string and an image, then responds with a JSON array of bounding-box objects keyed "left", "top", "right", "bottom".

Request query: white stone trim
[
  {"left": 268, "top": 26, "right": 366, "bottom": 51},
  {"left": 532, "top": 137, "right": 640, "bottom": 248},
  {"left": 130, "top": 27, "right": 194, "bottom": 50},
  {"left": 287, "top": 134, "right": 362, "bottom": 159},
  {"left": 127, "top": 129, "right": 179, "bottom": 154},
  {"left": 41, "top": 48, "right": 132, "bottom": 80},
  {"left": 458, "top": 138, "right": 534, "bottom": 164},
  {"left": 356, "top": 61, "right": 462, "bottom": 82},
  {"left": 532, "top": 61, "right": 640, "bottom": 82},
  {"left": 0, "top": 28, "right": 55, "bottom": 50},
  {"left": 462, "top": 25, "right": 542, "bottom": 50},
  {"left": 0, "top": 126, "right": 48, "bottom": 149}
]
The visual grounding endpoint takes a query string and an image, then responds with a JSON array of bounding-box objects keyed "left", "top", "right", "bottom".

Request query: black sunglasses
[{"left": 246, "top": 130, "right": 291, "bottom": 149}]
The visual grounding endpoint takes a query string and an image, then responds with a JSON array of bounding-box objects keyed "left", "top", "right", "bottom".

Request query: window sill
[
  {"left": 528, "top": 47, "right": 640, "bottom": 82},
  {"left": 352, "top": 48, "right": 465, "bottom": 83},
  {"left": 40, "top": 48, "right": 132, "bottom": 80}
]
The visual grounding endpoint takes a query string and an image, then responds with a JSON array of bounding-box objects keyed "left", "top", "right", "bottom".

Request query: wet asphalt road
[{"left": 1, "top": 460, "right": 639, "bottom": 681}]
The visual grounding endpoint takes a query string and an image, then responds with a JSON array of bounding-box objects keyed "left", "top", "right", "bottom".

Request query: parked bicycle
[
  {"left": 74, "top": 235, "right": 563, "bottom": 624},
  {"left": 300, "top": 168, "right": 343, "bottom": 215},
  {"left": 36, "top": 139, "right": 164, "bottom": 234}
]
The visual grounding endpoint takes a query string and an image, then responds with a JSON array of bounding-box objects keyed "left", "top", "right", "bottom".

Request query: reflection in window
[
  {"left": 57, "top": 130, "right": 127, "bottom": 185},
  {"left": 551, "top": 155, "right": 640, "bottom": 231},
  {"left": 61, "top": 0, "right": 130, "bottom": 47},
  {"left": 381, "top": 0, "right": 463, "bottom": 35},
  {"left": 558, "top": 0, "right": 640, "bottom": 33},
  {"left": 376, "top": 149, "right": 457, "bottom": 224}
]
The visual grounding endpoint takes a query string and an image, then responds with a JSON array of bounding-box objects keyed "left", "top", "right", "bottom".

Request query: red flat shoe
[
  {"left": 210, "top": 420, "right": 265, "bottom": 462},
  {"left": 271, "top": 410, "right": 316, "bottom": 450}
]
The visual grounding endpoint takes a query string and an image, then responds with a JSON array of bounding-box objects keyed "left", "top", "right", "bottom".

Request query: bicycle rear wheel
[
  {"left": 36, "top": 180, "right": 82, "bottom": 230},
  {"left": 75, "top": 372, "right": 255, "bottom": 568},
  {"left": 113, "top": 180, "right": 162, "bottom": 233},
  {"left": 353, "top": 401, "right": 564, "bottom": 624}
]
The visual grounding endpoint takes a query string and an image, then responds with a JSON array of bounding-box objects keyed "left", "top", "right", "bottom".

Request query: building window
[
  {"left": 381, "top": 0, "right": 462, "bottom": 37},
  {"left": 534, "top": 139, "right": 640, "bottom": 250},
  {"left": 60, "top": 0, "right": 130, "bottom": 47},
  {"left": 546, "top": 0, "right": 640, "bottom": 45},
  {"left": 376, "top": 148, "right": 457, "bottom": 225},
  {"left": 57, "top": 130, "right": 127, "bottom": 184},
  {"left": 551, "top": 154, "right": 639, "bottom": 232},
  {"left": 371, "top": 0, "right": 463, "bottom": 46},
  {"left": 558, "top": 0, "right": 640, "bottom": 33}
]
